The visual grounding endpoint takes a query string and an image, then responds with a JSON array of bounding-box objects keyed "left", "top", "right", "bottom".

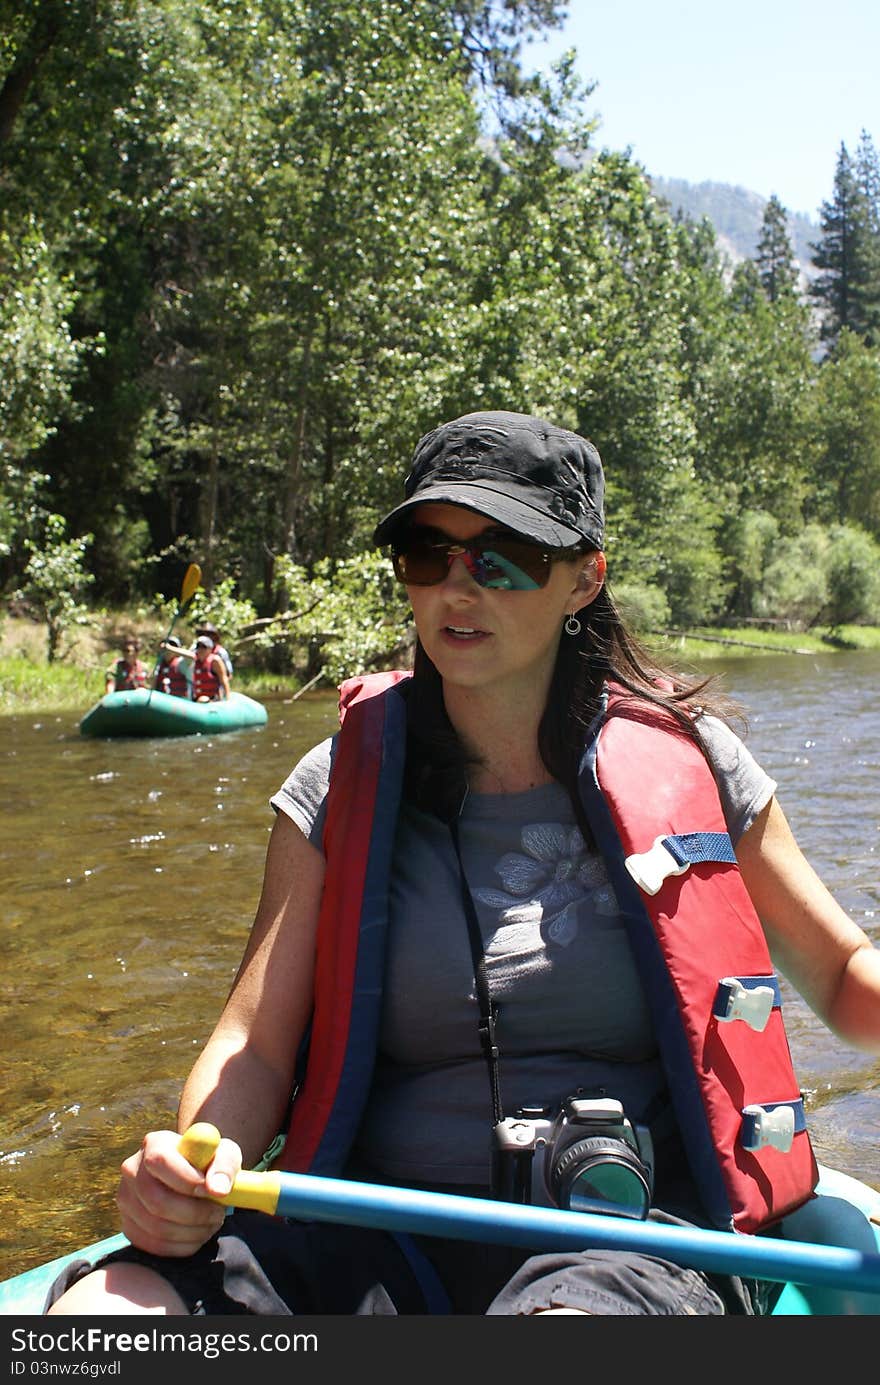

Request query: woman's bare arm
[
  {"left": 737, "top": 796, "right": 880, "bottom": 1051},
  {"left": 116, "top": 811, "right": 324, "bottom": 1255},
  {"left": 178, "top": 809, "right": 324, "bottom": 1158}
]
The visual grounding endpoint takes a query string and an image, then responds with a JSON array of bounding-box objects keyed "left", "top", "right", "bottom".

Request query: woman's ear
[{"left": 572, "top": 551, "right": 606, "bottom": 609}]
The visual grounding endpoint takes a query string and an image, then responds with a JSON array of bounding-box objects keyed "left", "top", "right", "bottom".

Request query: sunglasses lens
[
  {"left": 393, "top": 539, "right": 447, "bottom": 585},
  {"left": 478, "top": 544, "right": 546, "bottom": 590},
  {"left": 393, "top": 536, "right": 551, "bottom": 589}
]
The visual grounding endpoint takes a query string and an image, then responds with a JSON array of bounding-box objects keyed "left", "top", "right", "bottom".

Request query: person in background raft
[
  {"left": 47, "top": 411, "right": 880, "bottom": 1317},
  {"left": 154, "top": 635, "right": 192, "bottom": 698},
  {"left": 195, "top": 621, "right": 233, "bottom": 680},
  {"left": 104, "top": 637, "right": 148, "bottom": 694},
  {"left": 192, "top": 634, "right": 230, "bottom": 701}
]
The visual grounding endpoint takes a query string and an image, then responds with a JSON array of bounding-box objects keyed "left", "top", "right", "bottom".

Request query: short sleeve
[
  {"left": 269, "top": 735, "right": 334, "bottom": 849},
  {"left": 696, "top": 714, "right": 777, "bottom": 844}
]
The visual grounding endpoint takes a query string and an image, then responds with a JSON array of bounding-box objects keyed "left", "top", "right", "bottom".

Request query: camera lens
[{"left": 551, "top": 1137, "right": 652, "bottom": 1219}]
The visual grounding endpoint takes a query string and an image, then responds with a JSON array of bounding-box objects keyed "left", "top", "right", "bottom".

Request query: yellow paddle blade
[{"left": 180, "top": 562, "right": 202, "bottom": 609}]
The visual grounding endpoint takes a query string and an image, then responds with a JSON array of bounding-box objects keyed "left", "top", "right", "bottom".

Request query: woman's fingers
[
  {"left": 116, "top": 1129, "right": 241, "bottom": 1257},
  {"left": 117, "top": 1194, "right": 226, "bottom": 1259},
  {"left": 201, "top": 1136, "right": 242, "bottom": 1198}
]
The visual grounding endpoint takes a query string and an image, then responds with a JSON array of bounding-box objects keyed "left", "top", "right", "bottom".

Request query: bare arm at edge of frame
[{"left": 737, "top": 795, "right": 880, "bottom": 1052}]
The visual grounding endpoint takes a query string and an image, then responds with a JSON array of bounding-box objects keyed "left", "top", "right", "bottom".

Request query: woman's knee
[{"left": 47, "top": 1262, "right": 188, "bottom": 1316}]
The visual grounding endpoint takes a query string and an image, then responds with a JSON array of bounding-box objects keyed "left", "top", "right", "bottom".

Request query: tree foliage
[
  {"left": 1, "top": 2, "right": 879, "bottom": 668},
  {"left": 811, "top": 136, "right": 880, "bottom": 349}
]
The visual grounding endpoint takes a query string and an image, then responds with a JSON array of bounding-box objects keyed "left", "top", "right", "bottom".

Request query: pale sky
[{"left": 522, "top": 1, "right": 880, "bottom": 220}]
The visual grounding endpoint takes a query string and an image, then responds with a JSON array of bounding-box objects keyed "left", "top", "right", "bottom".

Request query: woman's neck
[{"left": 442, "top": 681, "right": 551, "bottom": 794}]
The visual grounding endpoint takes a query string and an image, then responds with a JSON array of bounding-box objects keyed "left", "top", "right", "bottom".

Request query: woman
[
  {"left": 191, "top": 634, "right": 230, "bottom": 701},
  {"left": 153, "top": 635, "right": 191, "bottom": 698},
  {"left": 48, "top": 411, "right": 880, "bottom": 1316},
  {"left": 104, "top": 637, "right": 148, "bottom": 693},
  {"left": 195, "top": 621, "right": 234, "bottom": 680}
]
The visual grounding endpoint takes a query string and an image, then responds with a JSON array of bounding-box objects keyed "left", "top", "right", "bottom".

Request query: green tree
[
  {"left": 756, "top": 194, "right": 799, "bottom": 302},
  {"left": 809, "top": 330, "right": 880, "bottom": 538},
  {"left": 695, "top": 255, "right": 815, "bottom": 532},
  {"left": 852, "top": 129, "right": 880, "bottom": 345},
  {"left": 723, "top": 508, "right": 780, "bottom": 619},
  {"left": 823, "top": 523, "right": 880, "bottom": 630},
  {"left": 812, "top": 138, "right": 880, "bottom": 348},
  {"left": 16, "top": 512, "right": 94, "bottom": 661},
  {"left": 0, "top": 217, "right": 86, "bottom": 590},
  {"left": 756, "top": 523, "right": 829, "bottom": 626}
]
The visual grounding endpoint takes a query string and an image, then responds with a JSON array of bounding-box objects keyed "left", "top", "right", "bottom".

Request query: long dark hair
[{"left": 403, "top": 564, "right": 743, "bottom": 825}]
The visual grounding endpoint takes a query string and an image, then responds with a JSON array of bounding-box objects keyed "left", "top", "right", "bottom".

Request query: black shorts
[{"left": 43, "top": 1209, "right": 759, "bottom": 1316}]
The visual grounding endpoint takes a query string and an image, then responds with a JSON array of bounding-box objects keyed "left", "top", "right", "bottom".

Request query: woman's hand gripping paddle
[
  {"left": 178, "top": 1123, "right": 282, "bottom": 1214},
  {"left": 176, "top": 1124, "right": 880, "bottom": 1297}
]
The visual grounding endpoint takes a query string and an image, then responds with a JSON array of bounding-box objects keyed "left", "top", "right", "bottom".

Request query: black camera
[{"left": 493, "top": 1093, "right": 655, "bottom": 1219}]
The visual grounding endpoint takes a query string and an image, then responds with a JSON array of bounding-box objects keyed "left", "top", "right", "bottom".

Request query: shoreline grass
[{"left": 648, "top": 623, "right": 880, "bottom": 661}]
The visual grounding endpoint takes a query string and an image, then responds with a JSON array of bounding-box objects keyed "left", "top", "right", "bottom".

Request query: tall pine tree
[
  {"left": 756, "top": 194, "right": 799, "bottom": 302},
  {"left": 812, "top": 136, "right": 880, "bottom": 349},
  {"left": 852, "top": 129, "right": 880, "bottom": 345}
]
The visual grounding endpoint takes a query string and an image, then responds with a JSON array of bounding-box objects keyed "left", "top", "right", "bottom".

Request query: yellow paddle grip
[{"left": 178, "top": 1122, "right": 282, "bottom": 1215}]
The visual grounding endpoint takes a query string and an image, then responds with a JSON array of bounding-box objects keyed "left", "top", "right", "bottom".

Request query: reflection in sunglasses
[{"left": 393, "top": 534, "right": 552, "bottom": 590}]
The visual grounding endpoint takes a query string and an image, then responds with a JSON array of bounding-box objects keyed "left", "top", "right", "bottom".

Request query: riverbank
[
  {"left": 0, "top": 613, "right": 302, "bottom": 713},
  {"left": 2, "top": 614, "right": 880, "bottom": 714}
]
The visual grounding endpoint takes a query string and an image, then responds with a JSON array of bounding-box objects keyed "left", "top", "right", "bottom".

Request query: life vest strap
[
  {"left": 741, "top": 1099, "right": 807, "bottom": 1154},
  {"left": 625, "top": 831, "right": 737, "bottom": 896},
  {"left": 713, "top": 975, "right": 782, "bottom": 1032}
]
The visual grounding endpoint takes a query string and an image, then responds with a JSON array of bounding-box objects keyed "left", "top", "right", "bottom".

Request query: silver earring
[{"left": 564, "top": 613, "right": 581, "bottom": 636}]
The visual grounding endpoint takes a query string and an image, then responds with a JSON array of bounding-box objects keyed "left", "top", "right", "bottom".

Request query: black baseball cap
[{"left": 373, "top": 411, "right": 605, "bottom": 550}]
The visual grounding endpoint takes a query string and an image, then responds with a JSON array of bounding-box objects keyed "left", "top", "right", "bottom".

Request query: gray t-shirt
[{"left": 271, "top": 715, "right": 776, "bottom": 1187}]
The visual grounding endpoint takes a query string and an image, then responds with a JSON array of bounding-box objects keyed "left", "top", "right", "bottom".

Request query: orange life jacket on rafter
[{"left": 276, "top": 673, "right": 818, "bottom": 1234}]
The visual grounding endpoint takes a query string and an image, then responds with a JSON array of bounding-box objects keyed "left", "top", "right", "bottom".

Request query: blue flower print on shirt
[{"left": 472, "top": 822, "right": 618, "bottom": 947}]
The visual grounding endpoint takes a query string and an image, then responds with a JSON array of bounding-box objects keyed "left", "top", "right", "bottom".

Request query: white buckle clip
[
  {"left": 625, "top": 835, "right": 689, "bottom": 896},
  {"left": 715, "top": 977, "right": 775, "bottom": 1033},
  {"left": 742, "top": 1104, "right": 796, "bottom": 1153}
]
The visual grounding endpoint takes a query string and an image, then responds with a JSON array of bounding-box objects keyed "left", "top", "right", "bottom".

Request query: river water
[{"left": 1, "top": 653, "right": 879, "bottom": 1284}]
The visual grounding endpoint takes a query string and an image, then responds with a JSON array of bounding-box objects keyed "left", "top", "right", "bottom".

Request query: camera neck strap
[{"left": 449, "top": 819, "right": 505, "bottom": 1129}]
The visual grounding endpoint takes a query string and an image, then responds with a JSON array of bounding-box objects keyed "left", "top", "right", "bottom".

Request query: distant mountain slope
[{"left": 650, "top": 176, "right": 819, "bottom": 281}]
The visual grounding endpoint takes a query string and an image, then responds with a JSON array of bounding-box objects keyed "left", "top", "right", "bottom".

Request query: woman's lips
[{"left": 442, "top": 624, "right": 489, "bottom": 642}]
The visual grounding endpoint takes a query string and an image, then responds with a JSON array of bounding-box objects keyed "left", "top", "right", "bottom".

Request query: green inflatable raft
[{"left": 79, "top": 688, "right": 268, "bottom": 738}]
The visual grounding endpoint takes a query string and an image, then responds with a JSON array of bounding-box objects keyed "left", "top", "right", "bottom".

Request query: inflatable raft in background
[{"left": 79, "top": 688, "right": 269, "bottom": 738}]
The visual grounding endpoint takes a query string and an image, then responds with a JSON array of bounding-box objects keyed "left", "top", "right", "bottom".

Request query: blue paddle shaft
[{"left": 269, "top": 1172, "right": 880, "bottom": 1295}]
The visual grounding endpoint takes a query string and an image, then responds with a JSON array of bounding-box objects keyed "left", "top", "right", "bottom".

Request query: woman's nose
[{"left": 442, "top": 554, "right": 481, "bottom": 593}]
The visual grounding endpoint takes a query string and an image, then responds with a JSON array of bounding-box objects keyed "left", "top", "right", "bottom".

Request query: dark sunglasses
[{"left": 392, "top": 529, "right": 557, "bottom": 590}]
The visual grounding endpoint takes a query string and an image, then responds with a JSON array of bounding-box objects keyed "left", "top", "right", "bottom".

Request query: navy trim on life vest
[{"left": 662, "top": 832, "right": 737, "bottom": 868}]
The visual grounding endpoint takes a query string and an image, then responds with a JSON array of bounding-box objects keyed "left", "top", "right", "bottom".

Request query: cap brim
[{"left": 373, "top": 483, "right": 591, "bottom": 549}]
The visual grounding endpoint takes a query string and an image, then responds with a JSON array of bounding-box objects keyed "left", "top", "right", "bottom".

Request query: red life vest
[
  {"left": 155, "top": 655, "right": 189, "bottom": 698},
  {"left": 193, "top": 655, "right": 223, "bottom": 700},
  {"left": 277, "top": 673, "right": 818, "bottom": 1234},
  {"left": 112, "top": 659, "right": 148, "bottom": 691}
]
